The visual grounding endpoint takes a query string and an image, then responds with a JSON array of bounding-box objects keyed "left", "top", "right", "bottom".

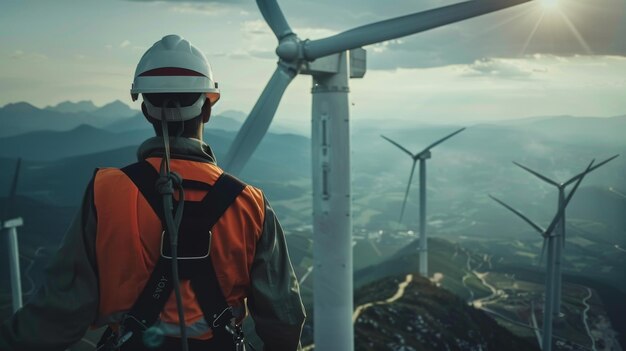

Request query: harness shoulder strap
[
  {"left": 120, "top": 161, "right": 163, "bottom": 220},
  {"left": 191, "top": 172, "right": 247, "bottom": 324}
]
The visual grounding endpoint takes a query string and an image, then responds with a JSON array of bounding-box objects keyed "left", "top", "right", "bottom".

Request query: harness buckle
[
  {"left": 114, "top": 314, "right": 148, "bottom": 348},
  {"left": 95, "top": 314, "right": 146, "bottom": 351},
  {"left": 160, "top": 229, "right": 212, "bottom": 260},
  {"left": 212, "top": 306, "right": 233, "bottom": 328},
  {"left": 225, "top": 322, "right": 247, "bottom": 351}
]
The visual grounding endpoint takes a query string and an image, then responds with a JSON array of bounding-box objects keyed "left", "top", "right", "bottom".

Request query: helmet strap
[{"left": 144, "top": 94, "right": 206, "bottom": 122}]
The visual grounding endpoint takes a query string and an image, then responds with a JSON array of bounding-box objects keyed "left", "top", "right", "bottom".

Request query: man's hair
[{"left": 142, "top": 93, "right": 207, "bottom": 137}]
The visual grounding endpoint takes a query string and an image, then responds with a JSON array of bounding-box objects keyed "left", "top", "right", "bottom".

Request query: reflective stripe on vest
[{"left": 93, "top": 157, "right": 264, "bottom": 331}]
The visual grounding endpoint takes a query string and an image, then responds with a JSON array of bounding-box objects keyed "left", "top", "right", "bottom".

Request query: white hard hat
[{"left": 131, "top": 34, "right": 220, "bottom": 121}]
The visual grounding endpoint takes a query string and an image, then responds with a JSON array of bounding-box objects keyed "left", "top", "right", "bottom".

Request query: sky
[{"left": 1, "top": 0, "right": 625, "bottom": 132}]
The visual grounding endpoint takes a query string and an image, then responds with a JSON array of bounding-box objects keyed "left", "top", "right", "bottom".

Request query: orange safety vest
[{"left": 93, "top": 157, "right": 265, "bottom": 335}]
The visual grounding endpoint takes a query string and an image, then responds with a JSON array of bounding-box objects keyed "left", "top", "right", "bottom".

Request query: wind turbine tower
[
  {"left": 2, "top": 158, "right": 24, "bottom": 313},
  {"left": 220, "top": 1, "right": 534, "bottom": 349},
  {"left": 490, "top": 160, "right": 594, "bottom": 351},
  {"left": 512, "top": 155, "right": 618, "bottom": 317},
  {"left": 381, "top": 128, "right": 465, "bottom": 277}
]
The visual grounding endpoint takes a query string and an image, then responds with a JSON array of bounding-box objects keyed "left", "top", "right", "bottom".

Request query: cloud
[
  {"left": 463, "top": 58, "right": 535, "bottom": 79},
  {"left": 119, "top": 40, "right": 131, "bottom": 48},
  {"left": 241, "top": 20, "right": 272, "bottom": 36},
  {"left": 282, "top": 0, "right": 626, "bottom": 69},
  {"left": 9, "top": 50, "right": 47, "bottom": 61},
  {"left": 169, "top": 2, "right": 233, "bottom": 15},
  {"left": 124, "top": 0, "right": 243, "bottom": 2},
  {"left": 9, "top": 50, "right": 24, "bottom": 59},
  {"left": 121, "top": 0, "right": 625, "bottom": 69},
  {"left": 213, "top": 49, "right": 274, "bottom": 60}
]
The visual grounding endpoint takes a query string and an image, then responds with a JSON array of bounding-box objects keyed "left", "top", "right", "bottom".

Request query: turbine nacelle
[
  {"left": 416, "top": 150, "right": 432, "bottom": 160},
  {"left": 1, "top": 218, "right": 23, "bottom": 230},
  {"left": 276, "top": 35, "right": 302, "bottom": 62}
]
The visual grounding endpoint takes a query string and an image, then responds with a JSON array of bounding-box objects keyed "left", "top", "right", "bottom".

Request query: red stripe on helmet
[{"left": 139, "top": 67, "right": 206, "bottom": 77}]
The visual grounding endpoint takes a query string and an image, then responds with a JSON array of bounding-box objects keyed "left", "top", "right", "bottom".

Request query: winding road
[
  {"left": 302, "top": 273, "right": 414, "bottom": 351},
  {"left": 470, "top": 271, "right": 500, "bottom": 308},
  {"left": 461, "top": 250, "right": 501, "bottom": 308},
  {"left": 352, "top": 273, "right": 413, "bottom": 323},
  {"left": 581, "top": 287, "right": 597, "bottom": 351}
]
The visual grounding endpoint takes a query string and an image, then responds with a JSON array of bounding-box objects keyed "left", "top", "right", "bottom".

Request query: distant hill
[
  {"left": 353, "top": 274, "right": 539, "bottom": 351},
  {"left": 104, "top": 112, "right": 244, "bottom": 133},
  {"left": 354, "top": 238, "right": 487, "bottom": 301},
  {"left": 486, "top": 114, "right": 626, "bottom": 147},
  {"left": 46, "top": 100, "right": 138, "bottom": 118},
  {"left": 46, "top": 100, "right": 98, "bottom": 114},
  {"left": 0, "top": 101, "right": 134, "bottom": 137},
  {"left": 0, "top": 128, "right": 310, "bottom": 206},
  {"left": 0, "top": 124, "right": 153, "bottom": 161},
  {"left": 91, "top": 100, "right": 138, "bottom": 119}
]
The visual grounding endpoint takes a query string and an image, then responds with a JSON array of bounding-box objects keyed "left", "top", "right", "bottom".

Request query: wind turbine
[
  {"left": 513, "top": 154, "right": 618, "bottom": 317},
  {"left": 381, "top": 127, "right": 465, "bottom": 277},
  {"left": 221, "top": 1, "right": 534, "bottom": 349},
  {"left": 2, "top": 158, "right": 24, "bottom": 313},
  {"left": 489, "top": 159, "right": 594, "bottom": 351}
]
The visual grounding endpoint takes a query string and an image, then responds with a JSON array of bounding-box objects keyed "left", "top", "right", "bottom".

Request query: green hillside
[{"left": 354, "top": 274, "right": 539, "bottom": 351}]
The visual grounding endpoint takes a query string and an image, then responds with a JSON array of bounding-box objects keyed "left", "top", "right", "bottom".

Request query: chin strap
[{"left": 157, "top": 99, "right": 189, "bottom": 351}]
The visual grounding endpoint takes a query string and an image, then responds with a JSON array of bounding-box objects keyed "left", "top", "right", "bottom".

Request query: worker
[{"left": 0, "top": 34, "right": 305, "bottom": 351}]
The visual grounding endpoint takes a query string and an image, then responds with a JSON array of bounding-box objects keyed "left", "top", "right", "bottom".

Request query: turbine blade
[
  {"left": 221, "top": 65, "right": 296, "bottom": 175},
  {"left": 419, "top": 127, "right": 466, "bottom": 155},
  {"left": 3, "top": 158, "right": 21, "bottom": 221},
  {"left": 544, "top": 159, "right": 595, "bottom": 236},
  {"left": 513, "top": 161, "right": 559, "bottom": 187},
  {"left": 8, "top": 158, "right": 21, "bottom": 202},
  {"left": 563, "top": 154, "right": 619, "bottom": 186},
  {"left": 381, "top": 135, "right": 414, "bottom": 158},
  {"left": 489, "top": 194, "right": 544, "bottom": 234},
  {"left": 256, "top": 0, "right": 294, "bottom": 40},
  {"left": 399, "top": 160, "right": 418, "bottom": 223},
  {"left": 303, "top": 0, "right": 531, "bottom": 60}
]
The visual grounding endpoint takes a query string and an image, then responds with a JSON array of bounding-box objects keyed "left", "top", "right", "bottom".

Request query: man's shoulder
[{"left": 221, "top": 170, "right": 266, "bottom": 216}]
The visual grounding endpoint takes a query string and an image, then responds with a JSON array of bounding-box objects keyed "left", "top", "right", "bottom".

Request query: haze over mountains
[{"left": 1, "top": 100, "right": 625, "bottom": 350}]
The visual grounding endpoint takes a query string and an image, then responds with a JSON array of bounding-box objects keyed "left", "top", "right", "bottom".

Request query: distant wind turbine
[
  {"left": 2, "top": 158, "right": 24, "bottom": 313},
  {"left": 489, "top": 159, "right": 595, "bottom": 351},
  {"left": 512, "top": 154, "right": 618, "bottom": 317},
  {"left": 381, "top": 127, "right": 465, "bottom": 277}
]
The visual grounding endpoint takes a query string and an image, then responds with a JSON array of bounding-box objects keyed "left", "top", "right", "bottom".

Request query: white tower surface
[
  {"left": 311, "top": 51, "right": 354, "bottom": 351},
  {"left": 2, "top": 158, "right": 24, "bottom": 313}
]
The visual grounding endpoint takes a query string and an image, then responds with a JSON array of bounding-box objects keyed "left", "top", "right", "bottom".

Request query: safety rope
[{"left": 157, "top": 100, "right": 189, "bottom": 351}]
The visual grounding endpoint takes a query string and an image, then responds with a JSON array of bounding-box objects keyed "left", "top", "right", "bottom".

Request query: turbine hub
[{"left": 276, "top": 36, "right": 301, "bottom": 62}]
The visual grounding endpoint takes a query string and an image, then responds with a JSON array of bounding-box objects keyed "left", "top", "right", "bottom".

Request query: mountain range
[{"left": 1, "top": 100, "right": 625, "bottom": 350}]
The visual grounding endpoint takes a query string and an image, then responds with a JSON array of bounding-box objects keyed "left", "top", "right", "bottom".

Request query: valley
[{"left": 1, "top": 102, "right": 625, "bottom": 350}]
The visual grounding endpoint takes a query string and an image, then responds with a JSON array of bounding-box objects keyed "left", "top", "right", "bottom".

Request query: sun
[{"left": 540, "top": 0, "right": 559, "bottom": 10}]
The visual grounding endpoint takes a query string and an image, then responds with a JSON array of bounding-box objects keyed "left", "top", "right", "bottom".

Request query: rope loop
[{"left": 156, "top": 172, "right": 182, "bottom": 196}]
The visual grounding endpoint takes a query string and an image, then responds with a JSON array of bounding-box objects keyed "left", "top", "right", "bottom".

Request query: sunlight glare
[{"left": 540, "top": 0, "right": 559, "bottom": 9}]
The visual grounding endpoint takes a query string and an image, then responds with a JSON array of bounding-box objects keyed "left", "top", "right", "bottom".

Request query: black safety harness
[{"left": 97, "top": 160, "right": 246, "bottom": 351}]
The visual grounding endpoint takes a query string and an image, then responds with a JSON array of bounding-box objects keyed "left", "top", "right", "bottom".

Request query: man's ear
[{"left": 201, "top": 99, "right": 211, "bottom": 123}]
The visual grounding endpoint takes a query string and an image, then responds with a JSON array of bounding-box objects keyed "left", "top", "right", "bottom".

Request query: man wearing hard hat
[{"left": 0, "top": 35, "right": 306, "bottom": 351}]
